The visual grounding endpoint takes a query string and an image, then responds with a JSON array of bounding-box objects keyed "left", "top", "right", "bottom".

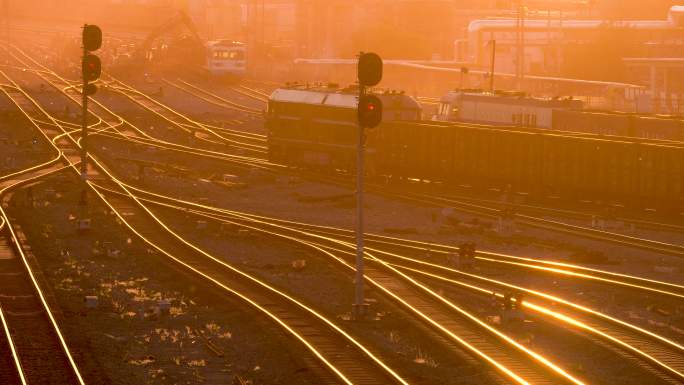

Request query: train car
[
  {"left": 373, "top": 121, "right": 684, "bottom": 208},
  {"left": 629, "top": 115, "right": 684, "bottom": 141},
  {"left": 552, "top": 110, "right": 684, "bottom": 141},
  {"left": 435, "top": 90, "right": 583, "bottom": 129},
  {"left": 551, "top": 109, "right": 632, "bottom": 136},
  {"left": 437, "top": 89, "right": 684, "bottom": 142},
  {"left": 267, "top": 85, "right": 683, "bottom": 210},
  {"left": 204, "top": 40, "right": 247, "bottom": 77},
  {"left": 266, "top": 85, "right": 422, "bottom": 171}
]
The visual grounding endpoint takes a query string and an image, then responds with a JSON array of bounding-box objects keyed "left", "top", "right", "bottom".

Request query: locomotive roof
[
  {"left": 441, "top": 90, "right": 583, "bottom": 109},
  {"left": 270, "top": 88, "right": 421, "bottom": 110}
]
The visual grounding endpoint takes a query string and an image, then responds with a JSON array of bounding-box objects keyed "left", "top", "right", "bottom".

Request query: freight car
[
  {"left": 267, "top": 87, "right": 684, "bottom": 210},
  {"left": 553, "top": 110, "right": 684, "bottom": 141},
  {"left": 373, "top": 121, "right": 683, "bottom": 208}
]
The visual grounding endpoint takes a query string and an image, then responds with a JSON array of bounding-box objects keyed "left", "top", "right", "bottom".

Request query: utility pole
[
  {"left": 558, "top": 7, "right": 563, "bottom": 76},
  {"left": 261, "top": 0, "right": 265, "bottom": 50},
  {"left": 516, "top": 1, "right": 526, "bottom": 90},
  {"left": 355, "top": 52, "right": 383, "bottom": 321},
  {"left": 489, "top": 39, "right": 496, "bottom": 93}
]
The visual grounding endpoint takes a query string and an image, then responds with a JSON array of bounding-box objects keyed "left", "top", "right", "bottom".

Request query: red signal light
[
  {"left": 358, "top": 95, "right": 382, "bottom": 129},
  {"left": 82, "top": 54, "right": 101, "bottom": 82}
]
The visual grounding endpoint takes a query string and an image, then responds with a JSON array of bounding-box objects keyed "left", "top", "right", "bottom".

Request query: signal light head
[
  {"left": 358, "top": 52, "right": 383, "bottom": 87},
  {"left": 82, "top": 54, "right": 101, "bottom": 82},
  {"left": 83, "top": 83, "right": 98, "bottom": 96},
  {"left": 358, "top": 95, "right": 383, "bottom": 129},
  {"left": 83, "top": 24, "right": 102, "bottom": 51}
]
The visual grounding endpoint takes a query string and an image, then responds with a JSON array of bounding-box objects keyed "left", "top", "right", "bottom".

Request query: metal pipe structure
[{"left": 354, "top": 84, "right": 366, "bottom": 320}]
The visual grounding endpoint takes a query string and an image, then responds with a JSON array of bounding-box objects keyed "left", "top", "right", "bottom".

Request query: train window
[
  {"left": 212, "top": 50, "right": 245, "bottom": 60},
  {"left": 229, "top": 50, "right": 245, "bottom": 60},
  {"left": 531, "top": 115, "right": 537, "bottom": 128}
]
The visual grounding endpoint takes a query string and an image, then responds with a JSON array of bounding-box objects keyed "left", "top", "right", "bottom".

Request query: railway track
[
  {"left": 106, "top": 70, "right": 684, "bottom": 254},
  {"left": 164, "top": 92, "right": 682, "bottom": 234},
  {"left": 4, "top": 46, "right": 271, "bottom": 171},
  {"left": 7, "top": 39, "right": 684, "bottom": 384},
  {"left": 100, "top": 178, "right": 682, "bottom": 378},
  {"left": 2, "top": 51, "right": 413, "bottom": 385},
  {"left": 163, "top": 77, "right": 264, "bottom": 114},
  {"left": 0, "top": 220, "right": 83, "bottom": 385},
  {"left": 95, "top": 182, "right": 587, "bottom": 385},
  {"left": 13, "top": 39, "right": 681, "bottom": 265},
  {"left": 2, "top": 57, "right": 592, "bottom": 385},
  {"left": 115, "top": 187, "right": 684, "bottom": 384},
  {"left": 392, "top": 189, "right": 684, "bottom": 257},
  {"left": 105, "top": 77, "right": 267, "bottom": 154},
  {"left": 428, "top": 188, "right": 684, "bottom": 233},
  {"left": 0, "top": 300, "right": 22, "bottom": 385},
  {"left": 267, "top": 217, "right": 684, "bottom": 300},
  {"left": 91, "top": 185, "right": 405, "bottom": 385},
  {"left": 11, "top": 43, "right": 684, "bottom": 263},
  {"left": 0, "top": 107, "right": 84, "bottom": 384},
  {"left": 471, "top": 253, "right": 684, "bottom": 299},
  {"left": 17, "top": 42, "right": 684, "bottom": 249},
  {"left": 230, "top": 83, "right": 269, "bottom": 103}
]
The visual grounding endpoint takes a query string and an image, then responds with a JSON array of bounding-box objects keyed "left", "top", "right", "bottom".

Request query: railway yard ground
[
  {"left": 1, "top": 34, "right": 684, "bottom": 385},
  {"left": 4, "top": 176, "right": 323, "bottom": 385}
]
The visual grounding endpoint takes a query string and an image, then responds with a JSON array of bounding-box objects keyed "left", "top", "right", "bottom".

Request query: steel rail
[
  {"left": 111, "top": 183, "right": 684, "bottom": 382},
  {"left": 96, "top": 183, "right": 586, "bottom": 385},
  {"left": 1, "top": 62, "right": 410, "bottom": 385}
]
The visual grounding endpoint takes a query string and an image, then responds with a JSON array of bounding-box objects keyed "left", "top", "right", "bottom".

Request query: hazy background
[
  {"left": 4, "top": 1, "right": 681, "bottom": 59},
  {"left": 4, "top": 0, "right": 684, "bottom": 93}
]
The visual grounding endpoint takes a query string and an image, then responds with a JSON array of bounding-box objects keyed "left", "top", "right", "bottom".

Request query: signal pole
[
  {"left": 80, "top": 24, "right": 102, "bottom": 206},
  {"left": 354, "top": 52, "right": 383, "bottom": 321},
  {"left": 354, "top": 82, "right": 365, "bottom": 320},
  {"left": 80, "top": 38, "right": 88, "bottom": 182}
]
